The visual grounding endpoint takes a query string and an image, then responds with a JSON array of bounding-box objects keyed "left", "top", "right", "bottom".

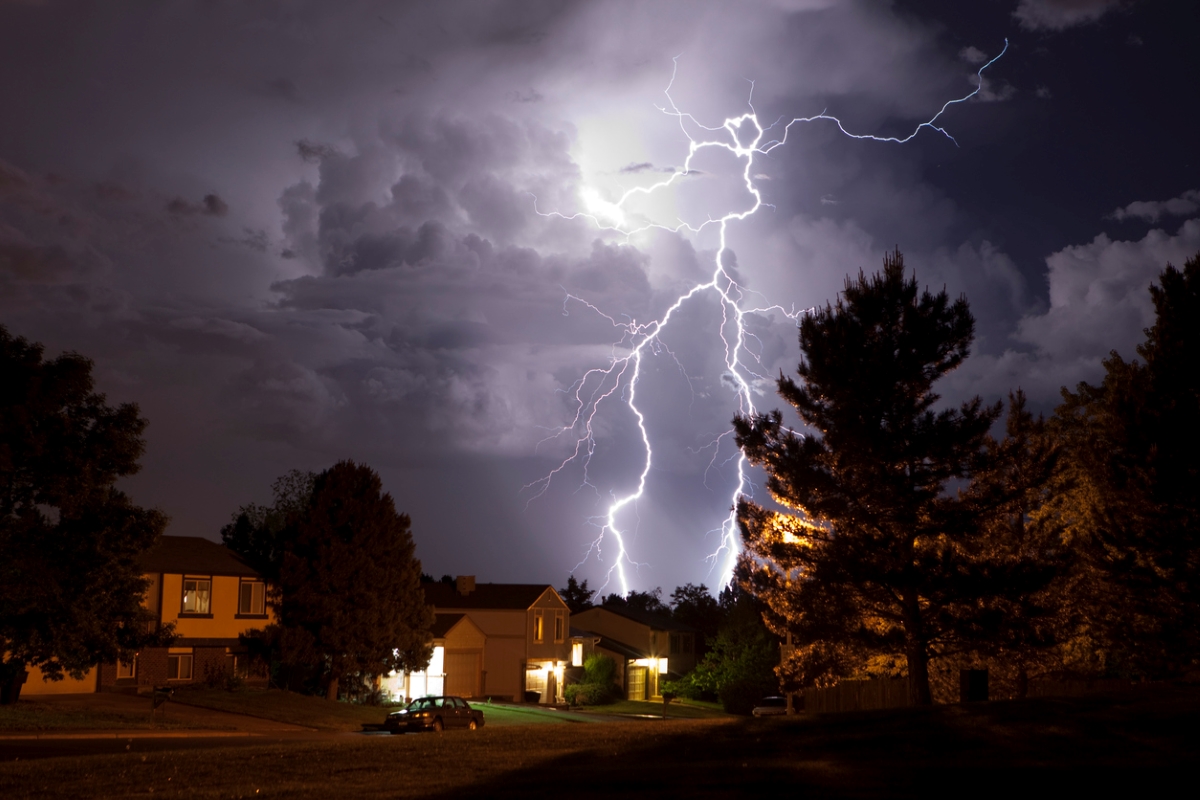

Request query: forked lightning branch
[{"left": 528, "top": 42, "right": 1009, "bottom": 595}]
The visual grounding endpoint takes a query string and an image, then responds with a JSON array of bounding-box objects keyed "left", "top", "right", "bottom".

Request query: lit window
[
  {"left": 182, "top": 578, "right": 211, "bottom": 614},
  {"left": 554, "top": 611, "right": 565, "bottom": 643},
  {"left": 533, "top": 612, "right": 544, "bottom": 642},
  {"left": 571, "top": 641, "right": 583, "bottom": 667},
  {"left": 167, "top": 654, "right": 193, "bottom": 681},
  {"left": 239, "top": 580, "right": 266, "bottom": 615}
]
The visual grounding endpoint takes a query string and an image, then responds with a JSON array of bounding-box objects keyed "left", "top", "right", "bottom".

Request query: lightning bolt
[{"left": 528, "top": 41, "right": 1009, "bottom": 595}]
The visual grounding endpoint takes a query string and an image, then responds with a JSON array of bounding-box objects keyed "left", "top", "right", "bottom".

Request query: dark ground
[{"left": 1, "top": 685, "right": 1196, "bottom": 798}]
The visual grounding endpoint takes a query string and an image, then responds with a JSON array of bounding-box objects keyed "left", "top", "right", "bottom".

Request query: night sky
[{"left": 2, "top": 1, "right": 1196, "bottom": 595}]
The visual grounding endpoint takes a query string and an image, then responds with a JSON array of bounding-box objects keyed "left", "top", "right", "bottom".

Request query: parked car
[
  {"left": 751, "top": 696, "right": 789, "bottom": 717},
  {"left": 385, "top": 696, "right": 486, "bottom": 733}
]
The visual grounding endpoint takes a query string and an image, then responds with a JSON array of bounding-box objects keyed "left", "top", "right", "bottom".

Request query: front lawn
[
  {"left": 0, "top": 701, "right": 209, "bottom": 732},
  {"left": 575, "top": 698, "right": 731, "bottom": 719},
  {"left": 468, "top": 703, "right": 576, "bottom": 726},
  {"left": 169, "top": 686, "right": 391, "bottom": 732},
  {"left": 3, "top": 686, "right": 1197, "bottom": 798}
]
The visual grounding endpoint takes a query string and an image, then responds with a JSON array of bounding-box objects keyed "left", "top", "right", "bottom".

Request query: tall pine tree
[{"left": 734, "top": 251, "right": 1057, "bottom": 704}]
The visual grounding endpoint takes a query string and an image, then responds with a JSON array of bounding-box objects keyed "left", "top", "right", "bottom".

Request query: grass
[
  {"left": 576, "top": 698, "right": 731, "bottom": 719},
  {"left": 470, "top": 704, "right": 575, "bottom": 726},
  {"left": 168, "top": 687, "right": 391, "bottom": 732},
  {"left": 2, "top": 686, "right": 1198, "bottom": 797},
  {"left": 0, "top": 701, "right": 210, "bottom": 733},
  {"left": 4, "top": 685, "right": 1197, "bottom": 798}
]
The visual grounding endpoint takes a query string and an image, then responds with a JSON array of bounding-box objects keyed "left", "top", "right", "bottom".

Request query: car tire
[
  {"left": 468, "top": 719, "right": 478, "bottom": 731},
  {"left": 432, "top": 717, "right": 444, "bottom": 733}
]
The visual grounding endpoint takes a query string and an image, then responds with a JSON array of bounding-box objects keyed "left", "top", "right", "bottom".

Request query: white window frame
[
  {"left": 553, "top": 611, "right": 565, "bottom": 643},
  {"left": 167, "top": 653, "right": 194, "bottom": 681},
  {"left": 181, "top": 577, "right": 212, "bottom": 615},
  {"left": 533, "top": 611, "right": 544, "bottom": 643},
  {"left": 238, "top": 579, "right": 266, "bottom": 615},
  {"left": 116, "top": 657, "right": 137, "bottom": 680}
]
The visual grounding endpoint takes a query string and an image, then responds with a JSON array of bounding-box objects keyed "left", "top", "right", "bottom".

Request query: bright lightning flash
[{"left": 528, "top": 42, "right": 1008, "bottom": 596}]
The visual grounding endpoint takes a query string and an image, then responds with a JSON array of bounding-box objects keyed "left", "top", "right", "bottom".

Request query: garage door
[{"left": 444, "top": 650, "right": 481, "bottom": 698}]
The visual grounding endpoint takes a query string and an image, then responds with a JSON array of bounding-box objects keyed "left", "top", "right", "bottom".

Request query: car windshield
[
  {"left": 409, "top": 698, "right": 438, "bottom": 710},
  {"left": 759, "top": 697, "right": 786, "bottom": 707}
]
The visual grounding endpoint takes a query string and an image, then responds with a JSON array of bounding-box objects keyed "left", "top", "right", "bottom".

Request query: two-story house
[
  {"left": 23, "top": 535, "right": 273, "bottom": 695},
  {"left": 386, "top": 577, "right": 573, "bottom": 704},
  {"left": 571, "top": 605, "right": 697, "bottom": 700}
]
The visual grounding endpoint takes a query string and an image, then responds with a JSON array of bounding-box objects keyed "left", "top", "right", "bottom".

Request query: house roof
[
  {"left": 594, "top": 634, "right": 648, "bottom": 661},
  {"left": 431, "top": 613, "right": 467, "bottom": 638},
  {"left": 588, "top": 604, "right": 696, "bottom": 633},
  {"left": 423, "top": 582, "right": 559, "bottom": 611},
  {"left": 140, "top": 536, "right": 261, "bottom": 578}
]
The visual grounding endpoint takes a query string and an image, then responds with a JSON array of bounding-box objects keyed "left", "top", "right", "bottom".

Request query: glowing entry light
[{"left": 532, "top": 42, "right": 1009, "bottom": 595}]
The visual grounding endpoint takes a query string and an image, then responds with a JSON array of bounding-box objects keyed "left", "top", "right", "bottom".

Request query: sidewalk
[{"left": 3, "top": 692, "right": 316, "bottom": 740}]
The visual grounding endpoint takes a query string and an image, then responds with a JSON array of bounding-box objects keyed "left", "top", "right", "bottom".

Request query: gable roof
[
  {"left": 431, "top": 613, "right": 466, "bottom": 638},
  {"left": 423, "top": 582, "right": 560, "bottom": 611},
  {"left": 584, "top": 604, "right": 696, "bottom": 632},
  {"left": 140, "top": 536, "right": 261, "bottom": 578}
]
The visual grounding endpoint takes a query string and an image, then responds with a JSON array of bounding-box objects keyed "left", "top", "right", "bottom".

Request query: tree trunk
[
  {"left": 0, "top": 660, "right": 29, "bottom": 706},
  {"left": 902, "top": 590, "right": 933, "bottom": 706},
  {"left": 325, "top": 674, "right": 339, "bottom": 702}
]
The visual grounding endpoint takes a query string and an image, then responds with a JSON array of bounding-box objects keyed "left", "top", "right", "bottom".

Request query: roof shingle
[{"left": 140, "top": 536, "right": 261, "bottom": 578}]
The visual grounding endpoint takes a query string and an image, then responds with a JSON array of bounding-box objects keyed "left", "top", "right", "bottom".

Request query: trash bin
[{"left": 523, "top": 690, "right": 541, "bottom": 704}]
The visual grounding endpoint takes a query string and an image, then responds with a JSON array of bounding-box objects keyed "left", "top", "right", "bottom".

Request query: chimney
[{"left": 456, "top": 575, "right": 476, "bottom": 596}]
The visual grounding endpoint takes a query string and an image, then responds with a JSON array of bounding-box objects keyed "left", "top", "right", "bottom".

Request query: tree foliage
[
  {"left": 0, "top": 326, "right": 169, "bottom": 699},
  {"left": 1051, "top": 254, "right": 1200, "bottom": 676},
  {"left": 557, "top": 575, "right": 596, "bottom": 614},
  {"left": 734, "top": 251, "right": 1059, "bottom": 705},
  {"left": 665, "top": 585, "right": 778, "bottom": 714},
  {"left": 601, "top": 587, "right": 669, "bottom": 615},
  {"left": 224, "top": 461, "right": 434, "bottom": 700}
]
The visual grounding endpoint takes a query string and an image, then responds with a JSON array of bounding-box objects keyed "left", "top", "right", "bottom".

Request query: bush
[
  {"left": 583, "top": 654, "right": 616, "bottom": 686},
  {"left": 564, "top": 682, "right": 613, "bottom": 706},
  {"left": 202, "top": 661, "right": 244, "bottom": 692}
]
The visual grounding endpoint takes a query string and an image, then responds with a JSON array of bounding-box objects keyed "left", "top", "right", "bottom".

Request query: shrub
[
  {"left": 565, "top": 682, "right": 613, "bottom": 706},
  {"left": 583, "top": 654, "right": 616, "bottom": 686}
]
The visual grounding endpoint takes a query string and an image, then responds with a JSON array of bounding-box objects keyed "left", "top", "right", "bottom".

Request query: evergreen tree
[
  {"left": 734, "top": 251, "right": 1056, "bottom": 705},
  {"left": 0, "top": 326, "right": 170, "bottom": 702},
  {"left": 229, "top": 461, "right": 434, "bottom": 700},
  {"left": 557, "top": 576, "right": 596, "bottom": 614}
]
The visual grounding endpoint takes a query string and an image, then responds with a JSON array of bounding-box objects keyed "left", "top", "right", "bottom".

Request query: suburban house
[
  {"left": 22, "top": 535, "right": 273, "bottom": 695},
  {"left": 379, "top": 612, "right": 486, "bottom": 700},
  {"left": 571, "top": 605, "right": 697, "bottom": 700},
  {"left": 381, "top": 577, "right": 575, "bottom": 704}
]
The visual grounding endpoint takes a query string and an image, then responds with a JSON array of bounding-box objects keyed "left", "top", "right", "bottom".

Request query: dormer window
[{"left": 181, "top": 577, "right": 211, "bottom": 614}]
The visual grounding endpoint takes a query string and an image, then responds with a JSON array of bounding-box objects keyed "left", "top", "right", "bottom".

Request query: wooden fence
[{"left": 803, "top": 678, "right": 910, "bottom": 713}]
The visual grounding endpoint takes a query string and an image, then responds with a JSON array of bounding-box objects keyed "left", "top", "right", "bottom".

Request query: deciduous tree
[
  {"left": 0, "top": 326, "right": 170, "bottom": 702},
  {"left": 228, "top": 461, "right": 434, "bottom": 700}
]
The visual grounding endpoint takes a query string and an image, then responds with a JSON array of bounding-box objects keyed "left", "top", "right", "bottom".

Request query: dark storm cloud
[
  {"left": 0, "top": 0, "right": 1192, "bottom": 589},
  {"left": 166, "top": 193, "right": 228, "bottom": 217},
  {"left": 1012, "top": 0, "right": 1125, "bottom": 31}
]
